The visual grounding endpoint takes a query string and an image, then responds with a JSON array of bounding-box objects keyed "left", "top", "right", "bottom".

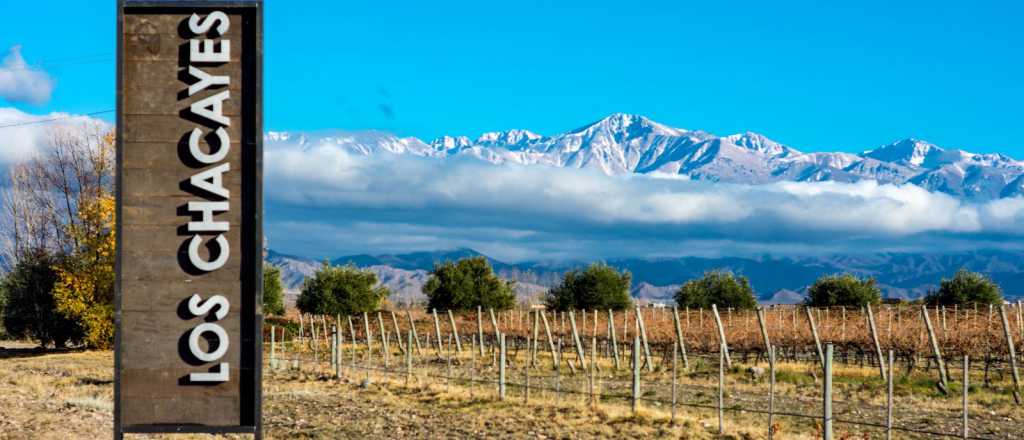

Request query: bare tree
[{"left": 0, "top": 123, "right": 114, "bottom": 266}]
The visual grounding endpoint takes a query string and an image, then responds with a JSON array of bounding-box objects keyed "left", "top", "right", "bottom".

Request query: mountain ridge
[
  {"left": 266, "top": 247, "right": 1024, "bottom": 305},
  {"left": 266, "top": 113, "right": 1024, "bottom": 201}
]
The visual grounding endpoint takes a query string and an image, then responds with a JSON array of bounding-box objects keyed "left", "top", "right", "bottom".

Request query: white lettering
[
  {"left": 188, "top": 234, "right": 229, "bottom": 272},
  {"left": 190, "top": 90, "right": 231, "bottom": 126},
  {"left": 188, "top": 11, "right": 230, "bottom": 35},
  {"left": 190, "top": 162, "right": 230, "bottom": 199},
  {"left": 187, "top": 293, "right": 230, "bottom": 320},
  {"left": 188, "top": 127, "right": 230, "bottom": 164},
  {"left": 187, "top": 66, "right": 230, "bottom": 96},
  {"left": 187, "top": 201, "right": 230, "bottom": 233},
  {"left": 189, "top": 322, "right": 229, "bottom": 362}
]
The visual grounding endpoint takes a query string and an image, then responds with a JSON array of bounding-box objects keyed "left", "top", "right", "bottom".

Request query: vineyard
[{"left": 265, "top": 304, "right": 1024, "bottom": 439}]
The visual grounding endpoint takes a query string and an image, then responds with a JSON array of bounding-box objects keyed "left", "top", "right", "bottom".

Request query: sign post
[{"left": 115, "top": 1, "right": 263, "bottom": 438}]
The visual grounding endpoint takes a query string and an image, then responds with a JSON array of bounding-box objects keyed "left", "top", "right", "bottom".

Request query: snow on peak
[
  {"left": 430, "top": 135, "right": 473, "bottom": 151},
  {"left": 862, "top": 138, "right": 944, "bottom": 167},
  {"left": 476, "top": 129, "right": 543, "bottom": 147},
  {"left": 724, "top": 131, "right": 799, "bottom": 157},
  {"left": 570, "top": 113, "right": 686, "bottom": 138}
]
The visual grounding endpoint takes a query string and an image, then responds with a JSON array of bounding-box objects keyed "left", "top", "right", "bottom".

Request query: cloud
[
  {"left": 0, "top": 107, "right": 109, "bottom": 165},
  {"left": 262, "top": 143, "right": 1024, "bottom": 260},
  {"left": 0, "top": 45, "right": 54, "bottom": 105}
]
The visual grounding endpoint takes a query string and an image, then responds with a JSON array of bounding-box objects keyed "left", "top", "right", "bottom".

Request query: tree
[
  {"left": 544, "top": 263, "right": 632, "bottom": 311},
  {"left": 51, "top": 196, "right": 116, "bottom": 348},
  {"left": 1, "top": 251, "right": 83, "bottom": 347},
  {"left": 263, "top": 264, "right": 285, "bottom": 316},
  {"left": 296, "top": 262, "right": 389, "bottom": 316},
  {"left": 925, "top": 268, "right": 1003, "bottom": 306},
  {"left": 805, "top": 274, "right": 882, "bottom": 307},
  {"left": 423, "top": 256, "right": 516, "bottom": 312},
  {"left": 674, "top": 270, "right": 757, "bottom": 310}
]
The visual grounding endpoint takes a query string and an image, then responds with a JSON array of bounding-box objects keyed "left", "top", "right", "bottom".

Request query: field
[{"left": 4, "top": 304, "right": 1024, "bottom": 439}]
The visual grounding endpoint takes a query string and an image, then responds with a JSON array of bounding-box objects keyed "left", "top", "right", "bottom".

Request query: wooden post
[
  {"left": 631, "top": 336, "right": 640, "bottom": 415},
  {"left": 999, "top": 305, "right": 1023, "bottom": 404},
  {"left": 390, "top": 310, "right": 405, "bottom": 354},
  {"left": 525, "top": 336, "right": 531, "bottom": 403},
  {"left": 477, "top": 306, "right": 485, "bottom": 356},
  {"left": 718, "top": 342, "right": 725, "bottom": 435},
  {"left": 447, "top": 310, "right": 463, "bottom": 354},
  {"left": 532, "top": 310, "right": 540, "bottom": 368},
  {"left": 363, "top": 312, "right": 373, "bottom": 359},
  {"left": 635, "top": 306, "right": 653, "bottom": 372},
  {"left": 405, "top": 330, "right": 413, "bottom": 386},
  {"left": 489, "top": 308, "right": 500, "bottom": 339},
  {"left": 446, "top": 334, "right": 452, "bottom": 391},
  {"left": 671, "top": 339, "right": 678, "bottom": 425},
  {"left": 499, "top": 332, "right": 507, "bottom": 400},
  {"left": 768, "top": 345, "right": 776, "bottom": 440},
  {"left": 962, "top": 355, "right": 969, "bottom": 439},
  {"left": 824, "top": 343, "right": 833, "bottom": 440},
  {"left": 806, "top": 307, "right": 824, "bottom": 370},
  {"left": 756, "top": 306, "right": 771, "bottom": 359},
  {"left": 540, "top": 310, "right": 557, "bottom": 369},
  {"left": 608, "top": 309, "right": 621, "bottom": 370},
  {"left": 555, "top": 338, "right": 563, "bottom": 402},
  {"left": 298, "top": 313, "right": 305, "bottom": 345},
  {"left": 405, "top": 310, "right": 422, "bottom": 355},
  {"left": 887, "top": 350, "right": 894, "bottom": 440},
  {"left": 270, "top": 325, "right": 277, "bottom": 370},
  {"left": 672, "top": 306, "right": 689, "bottom": 370},
  {"left": 332, "top": 328, "right": 339, "bottom": 378},
  {"left": 377, "top": 312, "right": 389, "bottom": 367},
  {"left": 712, "top": 304, "right": 732, "bottom": 368},
  {"left": 347, "top": 315, "right": 357, "bottom": 366},
  {"left": 569, "top": 310, "right": 587, "bottom": 368},
  {"left": 866, "top": 304, "right": 887, "bottom": 382},
  {"left": 589, "top": 336, "right": 597, "bottom": 407},
  {"left": 432, "top": 309, "right": 443, "bottom": 356},
  {"left": 921, "top": 306, "right": 949, "bottom": 394}
]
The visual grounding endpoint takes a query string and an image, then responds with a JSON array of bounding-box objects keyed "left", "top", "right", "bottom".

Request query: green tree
[
  {"left": 263, "top": 264, "right": 285, "bottom": 316},
  {"left": 674, "top": 270, "right": 757, "bottom": 310},
  {"left": 1, "top": 251, "right": 83, "bottom": 347},
  {"left": 805, "top": 274, "right": 882, "bottom": 307},
  {"left": 296, "top": 262, "right": 389, "bottom": 316},
  {"left": 545, "top": 263, "right": 632, "bottom": 311},
  {"left": 924, "top": 268, "right": 1003, "bottom": 306},
  {"left": 423, "top": 257, "right": 516, "bottom": 312}
]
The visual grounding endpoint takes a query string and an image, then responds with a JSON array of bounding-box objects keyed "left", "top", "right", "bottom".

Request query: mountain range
[
  {"left": 266, "top": 248, "right": 1024, "bottom": 305},
  {"left": 266, "top": 113, "right": 1024, "bottom": 201}
]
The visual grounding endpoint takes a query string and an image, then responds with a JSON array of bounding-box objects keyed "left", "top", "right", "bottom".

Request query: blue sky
[{"left": 2, "top": 0, "right": 1023, "bottom": 155}]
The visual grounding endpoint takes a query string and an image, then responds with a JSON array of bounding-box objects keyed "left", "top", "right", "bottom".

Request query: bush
[
  {"left": 805, "top": 274, "right": 882, "bottom": 307},
  {"left": 263, "top": 264, "right": 285, "bottom": 316},
  {"left": 296, "top": 262, "right": 389, "bottom": 316},
  {"left": 1, "top": 252, "right": 83, "bottom": 347},
  {"left": 423, "top": 257, "right": 516, "bottom": 312},
  {"left": 545, "top": 263, "right": 632, "bottom": 311},
  {"left": 674, "top": 270, "right": 757, "bottom": 310},
  {"left": 925, "top": 268, "right": 1003, "bottom": 306}
]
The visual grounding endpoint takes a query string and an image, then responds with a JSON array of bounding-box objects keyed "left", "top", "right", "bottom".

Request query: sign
[{"left": 115, "top": 1, "right": 262, "bottom": 437}]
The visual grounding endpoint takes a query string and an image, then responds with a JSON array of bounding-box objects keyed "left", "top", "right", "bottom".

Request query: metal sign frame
[{"left": 115, "top": 1, "right": 263, "bottom": 438}]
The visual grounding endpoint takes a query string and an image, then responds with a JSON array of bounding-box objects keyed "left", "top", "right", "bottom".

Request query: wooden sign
[{"left": 115, "top": 1, "right": 263, "bottom": 437}]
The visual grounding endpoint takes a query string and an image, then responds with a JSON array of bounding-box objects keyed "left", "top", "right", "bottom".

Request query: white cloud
[
  {"left": 264, "top": 143, "right": 1024, "bottom": 244},
  {"left": 0, "top": 107, "right": 109, "bottom": 165},
  {"left": 0, "top": 45, "right": 54, "bottom": 105}
]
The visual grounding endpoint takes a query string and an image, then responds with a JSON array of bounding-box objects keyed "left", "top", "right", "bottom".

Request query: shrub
[
  {"left": 924, "top": 268, "right": 1003, "bottom": 306},
  {"left": 2, "top": 252, "right": 83, "bottom": 347},
  {"left": 423, "top": 256, "right": 516, "bottom": 312},
  {"left": 805, "top": 274, "right": 882, "bottom": 307},
  {"left": 297, "top": 262, "right": 389, "bottom": 316},
  {"left": 674, "top": 270, "right": 757, "bottom": 310},
  {"left": 544, "top": 262, "right": 632, "bottom": 311},
  {"left": 263, "top": 264, "right": 285, "bottom": 316}
]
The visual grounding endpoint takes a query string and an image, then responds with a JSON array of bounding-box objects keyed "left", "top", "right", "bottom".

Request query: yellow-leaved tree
[{"left": 52, "top": 195, "right": 116, "bottom": 348}]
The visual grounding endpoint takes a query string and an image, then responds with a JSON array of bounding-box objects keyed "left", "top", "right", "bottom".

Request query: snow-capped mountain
[{"left": 265, "top": 113, "right": 1024, "bottom": 200}]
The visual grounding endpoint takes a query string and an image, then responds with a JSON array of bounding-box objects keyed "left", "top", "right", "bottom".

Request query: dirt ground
[
  {"left": 3, "top": 340, "right": 1022, "bottom": 439},
  {"left": 0, "top": 342, "right": 757, "bottom": 440}
]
